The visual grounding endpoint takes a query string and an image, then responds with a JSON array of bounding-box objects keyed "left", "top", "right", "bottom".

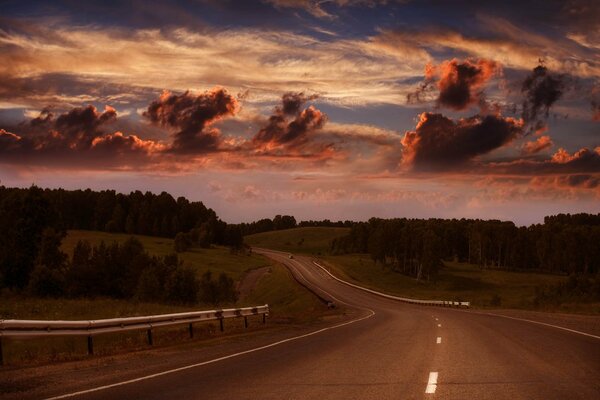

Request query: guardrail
[
  {"left": 313, "top": 261, "right": 470, "bottom": 308},
  {"left": 0, "top": 305, "right": 269, "bottom": 365}
]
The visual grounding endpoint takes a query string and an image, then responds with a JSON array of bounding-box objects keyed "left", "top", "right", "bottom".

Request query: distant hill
[{"left": 245, "top": 227, "right": 350, "bottom": 255}]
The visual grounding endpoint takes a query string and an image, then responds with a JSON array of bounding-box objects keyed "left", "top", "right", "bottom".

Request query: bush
[
  {"left": 166, "top": 266, "right": 200, "bottom": 304},
  {"left": 490, "top": 293, "right": 502, "bottom": 306},
  {"left": 174, "top": 232, "right": 192, "bottom": 253},
  {"left": 27, "top": 264, "right": 66, "bottom": 297}
]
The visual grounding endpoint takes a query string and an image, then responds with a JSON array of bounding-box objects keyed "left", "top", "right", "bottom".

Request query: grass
[
  {"left": 244, "top": 262, "right": 326, "bottom": 323},
  {"left": 321, "top": 254, "right": 599, "bottom": 313},
  {"left": 244, "top": 227, "right": 350, "bottom": 255}
]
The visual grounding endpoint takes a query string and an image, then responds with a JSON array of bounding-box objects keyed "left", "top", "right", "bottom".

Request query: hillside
[{"left": 244, "top": 227, "right": 350, "bottom": 255}]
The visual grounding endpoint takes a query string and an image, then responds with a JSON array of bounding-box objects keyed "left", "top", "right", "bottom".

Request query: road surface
[{"left": 40, "top": 250, "right": 600, "bottom": 399}]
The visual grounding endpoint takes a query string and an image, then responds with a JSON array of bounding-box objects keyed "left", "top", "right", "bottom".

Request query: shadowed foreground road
[{"left": 44, "top": 250, "right": 599, "bottom": 400}]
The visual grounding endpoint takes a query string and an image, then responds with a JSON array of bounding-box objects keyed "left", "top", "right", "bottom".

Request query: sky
[{"left": 0, "top": 0, "right": 599, "bottom": 225}]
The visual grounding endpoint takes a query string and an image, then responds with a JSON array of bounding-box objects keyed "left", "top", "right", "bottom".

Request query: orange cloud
[
  {"left": 408, "top": 58, "right": 500, "bottom": 110},
  {"left": 521, "top": 135, "right": 553, "bottom": 155}
]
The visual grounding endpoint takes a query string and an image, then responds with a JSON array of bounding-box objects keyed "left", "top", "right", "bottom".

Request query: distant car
[
  {"left": 327, "top": 301, "right": 336, "bottom": 309},
  {"left": 288, "top": 254, "right": 294, "bottom": 259}
]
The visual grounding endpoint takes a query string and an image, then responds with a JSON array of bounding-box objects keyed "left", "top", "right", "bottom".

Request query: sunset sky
[{"left": 1, "top": 0, "right": 599, "bottom": 224}]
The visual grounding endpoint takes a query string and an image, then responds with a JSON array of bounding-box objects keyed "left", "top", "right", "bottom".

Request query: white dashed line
[
  {"left": 425, "top": 371, "right": 438, "bottom": 394},
  {"left": 436, "top": 337, "right": 442, "bottom": 344}
]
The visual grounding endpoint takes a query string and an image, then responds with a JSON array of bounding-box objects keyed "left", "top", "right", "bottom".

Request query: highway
[{"left": 42, "top": 249, "right": 600, "bottom": 400}]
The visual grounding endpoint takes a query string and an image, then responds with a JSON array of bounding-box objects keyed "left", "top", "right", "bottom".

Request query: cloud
[
  {"left": 144, "top": 88, "right": 238, "bottom": 154},
  {"left": 0, "top": 106, "right": 161, "bottom": 169},
  {"left": 531, "top": 174, "right": 600, "bottom": 193},
  {"left": 592, "top": 84, "right": 600, "bottom": 121},
  {"left": 263, "top": 0, "right": 389, "bottom": 19},
  {"left": 489, "top": 146, "right": 600, "bottom": 175},
  {"left": 408, "top": 59, "right": 499, "bottom": 111},
  {"left": 401, "top": 112, "right": 523, "bottom": 170},
  {"left": 521, "top": 63, "right": 568, "bottom": 134},
  {"left": 521, "top": 135, "right": 553, "bottom": 155},
  {"left": 252, "top": 92, "right": 327, "bottom": 149}
]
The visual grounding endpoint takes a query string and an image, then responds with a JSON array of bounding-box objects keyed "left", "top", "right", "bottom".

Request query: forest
[
  {"left": 331, "top": 216, "right": 600, "bottom": 280},
  {"left": 0, "top": 186, "right": 238, "bottom": 304}
]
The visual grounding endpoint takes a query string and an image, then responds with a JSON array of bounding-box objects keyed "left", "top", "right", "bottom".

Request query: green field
[
  {"left": 247, "top": 227, "right": 598, "bottom": 313},
  {"left": 321, "top": 255, "right": 577, "bottom": 310},
  {"left": 62, "top": 230, "right": 268, "bottom": 281},
  {"left": 0, "top": 230, "right": 329, "bottom": 365},
  {"left": 244, "top": 227, "right": 350, "bottom": 255}
]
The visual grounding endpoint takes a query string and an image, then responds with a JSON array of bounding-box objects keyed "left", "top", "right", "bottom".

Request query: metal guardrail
[
  {"left": 313, "top": 261, "right": 470, "bottom": 308},
  {"left": 0, "top": 305, "right": 269, "bottom": 364}
]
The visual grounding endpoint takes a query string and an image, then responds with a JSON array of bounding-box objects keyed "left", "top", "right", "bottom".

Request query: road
[{"left": 44, "top": 249, "right": 600, "bottom": 400}]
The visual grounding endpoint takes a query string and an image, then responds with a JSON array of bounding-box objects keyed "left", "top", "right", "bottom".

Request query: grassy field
[
  {"left": 321, "top": 255, "right": 579, "bottom": 310},
  {"left": 248, "top": 227, "right": 598, "bottom": 314},
  {"left": 0, "top": 230, "right": 329, "bottom": 365},
  {"left": 62, "top": 230, "right": 268, "bottom": 281},
  {"left": 244, "top": 227, "right": 350, "bottom": 255}
]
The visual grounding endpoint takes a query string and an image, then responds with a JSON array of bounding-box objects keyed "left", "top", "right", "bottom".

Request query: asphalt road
[{"left": 47, "top": 249, "right": 600, "bottom": 400}]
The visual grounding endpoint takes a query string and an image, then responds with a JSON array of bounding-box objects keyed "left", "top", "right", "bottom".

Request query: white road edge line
[
  {"left": 425, "top": 371, "right": 438, "bottom": 394},
  {"left": 306, "top": 255, "right": 600, "bottom": 341},
  {"left": 436, "top": 337, "right": 442, "bottom": 344},
  {"left": 468, "top": 311, "right": 600, "bottom": 340},
  {"left": 44, "top": 255, "right": 376, "bottom": 400}
]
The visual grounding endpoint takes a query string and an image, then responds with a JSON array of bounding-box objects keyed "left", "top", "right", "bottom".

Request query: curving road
[{"left": 44, "top": 249, "right": 599, "bottom": 400}]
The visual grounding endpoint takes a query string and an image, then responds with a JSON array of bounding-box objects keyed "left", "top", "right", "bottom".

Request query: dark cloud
[
  {"left": 253, "top": 92, "right": 327, "bottom": 148},
  {"left": 521, "top": 63, "right": 568, "bottom": 134},
  {"left": 401, "top": 112, "right": 523, "bottom": 170},
  {"left": 15, "top": 104, "right": 117, "bottom": 150},
  {"left": 408, "top": 59, "right": 499, "bottom": 111},
  {"left": 0, "top": 106, "right": 158, "bottom": 169},
  {"left": 144, "top": 88, "right": 238, "bottom": 154}
]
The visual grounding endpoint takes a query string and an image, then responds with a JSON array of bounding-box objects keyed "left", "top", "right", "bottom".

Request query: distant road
[{"left": 41, "top": 249, "right": 600, "bottom": 400}]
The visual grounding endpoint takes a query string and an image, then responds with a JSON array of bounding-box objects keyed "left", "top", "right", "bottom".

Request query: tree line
[
  {"left": 236, "top": 215, "right": 354, "bottom": 236},
  {"left": 331, "top": 215, "right": 600, "bottom": 280},
  {"left": 0, "top": 185, "right": 227, "bottom": 240}
]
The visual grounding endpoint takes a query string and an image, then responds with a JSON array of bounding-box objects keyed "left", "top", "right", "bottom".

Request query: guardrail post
[
  {"left": 219, "top": 318, "right": 224, "bottom": 332},
  {"left": 0, "top": 337, "right": 4, "bottom": 366},
  {"left": 188, "top": 323, "right": 194, "bottom": 338},
  {"left": 87, "top": 336, "right": 94, "bottom": 355},
  {"left": 262, "top": 314, "right": 266, "bottom": 324},
  {"left": 147, "top": 329, "right": 153, "bottom": 346},
  {"left": 244, "top": 316, "right": 248, "bottom": 328}
]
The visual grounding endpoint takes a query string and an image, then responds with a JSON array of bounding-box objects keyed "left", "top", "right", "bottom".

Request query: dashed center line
[
  {"left": 425, "top": 371, "right": 438, "bottom": 394},
  {"left": 436, "top": 337, "right": 442, "bottom": 344}
]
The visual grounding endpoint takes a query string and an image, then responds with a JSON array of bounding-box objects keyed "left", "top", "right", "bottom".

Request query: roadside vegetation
[{"left": 246, "top": 222, "right": 600, "bottom": 314}]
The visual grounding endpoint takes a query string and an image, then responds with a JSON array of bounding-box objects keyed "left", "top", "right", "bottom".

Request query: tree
[{"left": 27, "top": 228, "right": 68, "bottom": 296}]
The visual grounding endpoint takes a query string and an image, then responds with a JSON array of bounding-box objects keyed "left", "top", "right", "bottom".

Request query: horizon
[
  {"left": 3, "top": 183, "right": 595, "bottom": 227},
  {"left": 1, "top": 0, "right": 599, "bottom": 224}
]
